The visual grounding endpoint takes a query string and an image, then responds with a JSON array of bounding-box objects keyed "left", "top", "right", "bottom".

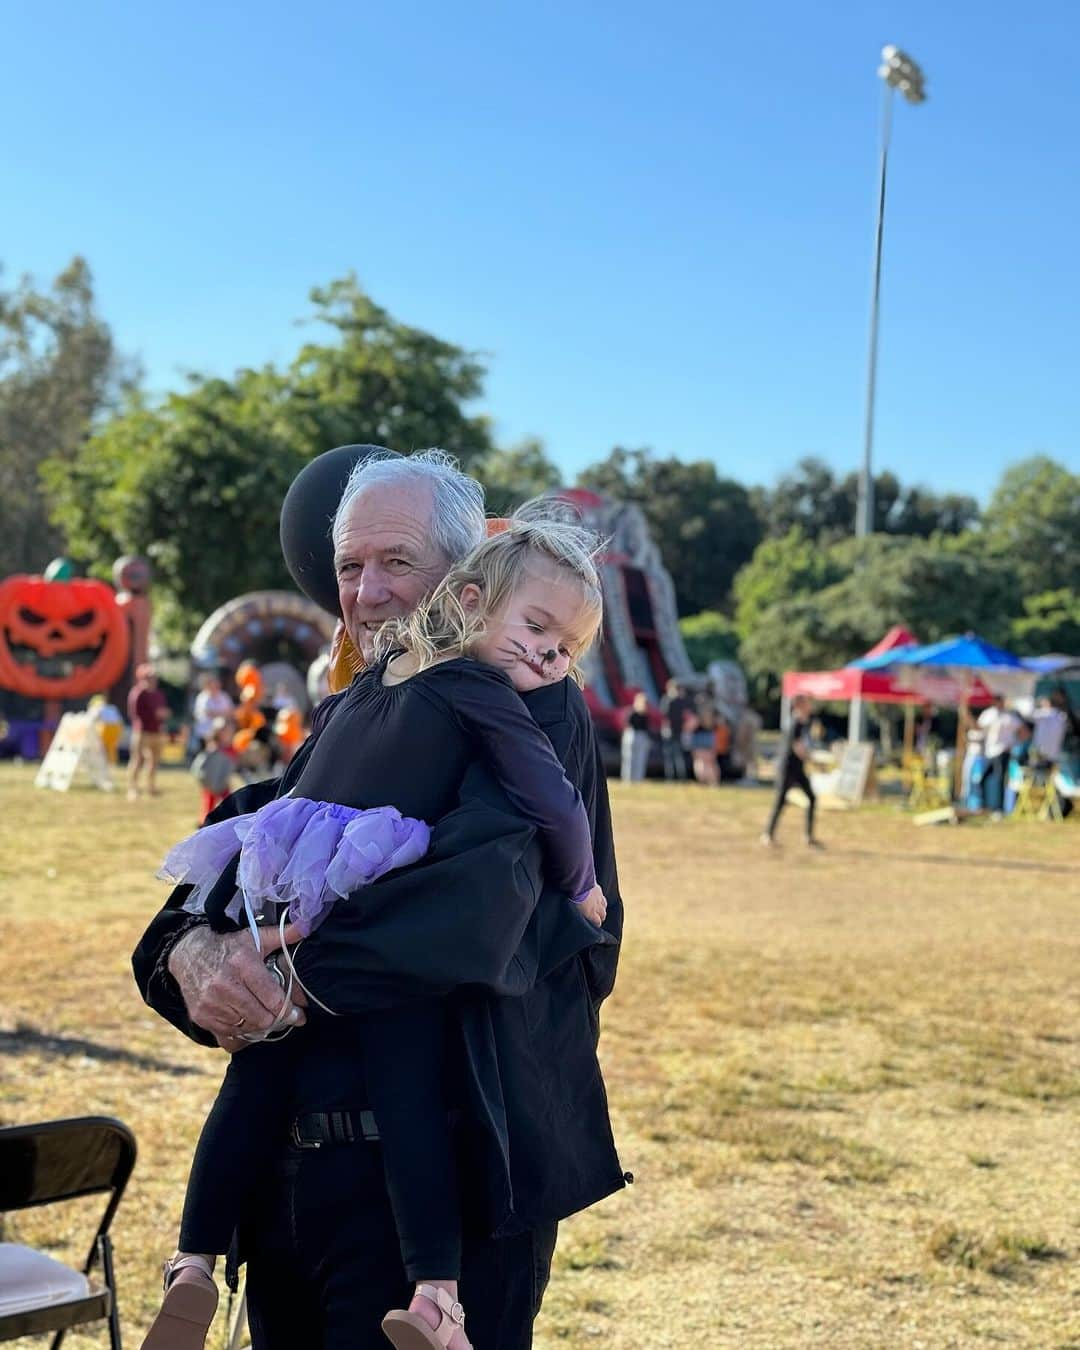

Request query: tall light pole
[
  {"left": 849, "top": 45, "right": 926, "bottom": 746},
  {"left": 856, "top": 45, "right": 926, "bottom": 539}
]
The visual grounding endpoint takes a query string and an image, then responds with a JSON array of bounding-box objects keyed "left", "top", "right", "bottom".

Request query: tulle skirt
[{"left": 158, "top": 795, "right": 431, "bottom": 941}]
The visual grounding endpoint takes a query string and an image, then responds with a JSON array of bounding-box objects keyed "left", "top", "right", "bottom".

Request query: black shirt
[
  {"left": 292, "top": 655, "right": 593, "bottom": 900},
  {"left": 778, "top": 718, "right": 809, "bottom": 776},
  {"left": 659, "top": 694, "right": 689, "bottom": 735}
]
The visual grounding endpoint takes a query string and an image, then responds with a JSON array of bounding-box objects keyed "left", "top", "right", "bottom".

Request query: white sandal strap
[
  {"left": 414, "top": 1284, "right": 466, "bottom": 1344},
  {"left": 163, "top": 1254, "right": 214, "bottom": 1288}
]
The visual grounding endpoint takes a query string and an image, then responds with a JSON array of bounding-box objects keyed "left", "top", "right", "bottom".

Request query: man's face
[{"left": 334, "top": 480, "right": 449, "bottom": 664}]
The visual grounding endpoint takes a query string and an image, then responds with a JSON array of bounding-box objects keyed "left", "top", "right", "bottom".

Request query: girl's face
[{"left": 468, "top": 568, "right": 596, "bottom": 693}]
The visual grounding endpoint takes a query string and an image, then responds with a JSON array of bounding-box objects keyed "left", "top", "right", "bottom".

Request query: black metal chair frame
[{"left": 0, "top": 1115, "right": 136, "bottom": 1349}]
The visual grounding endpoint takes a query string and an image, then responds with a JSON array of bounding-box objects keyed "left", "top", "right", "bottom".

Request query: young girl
[{"left": 144, "top": 504, "right": 608, "bottom": 1350}]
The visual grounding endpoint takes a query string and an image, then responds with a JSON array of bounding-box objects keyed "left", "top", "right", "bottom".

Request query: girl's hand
[{"left": 577, "top": 885, "right": 607, "bottom": 926}]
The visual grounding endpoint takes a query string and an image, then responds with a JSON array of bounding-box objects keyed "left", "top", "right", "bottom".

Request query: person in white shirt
[
  {"left": 1032, "top": 697, "right": 1068, "bottom": 762},
  {"left": 977, "top": 696, "right": 1019, "bottom": 812},
  {"left": 192, "top": 674, "right": 235, "bottom": 747}
]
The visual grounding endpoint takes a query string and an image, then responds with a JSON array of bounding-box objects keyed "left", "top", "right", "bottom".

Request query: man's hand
[
  {"left": 576, "top": 885, "right": 608, "bottom": 926},
  {"left": 167, "top": 925, "right": 306, "bottom": 1051}
]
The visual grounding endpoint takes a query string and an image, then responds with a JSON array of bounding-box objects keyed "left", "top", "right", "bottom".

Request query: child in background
[
  {"left": 87, "top": 694, "right": 123, "bottom": 765},
  {"left": 190, "top": 721, "right": 234, "bottom": 822}
]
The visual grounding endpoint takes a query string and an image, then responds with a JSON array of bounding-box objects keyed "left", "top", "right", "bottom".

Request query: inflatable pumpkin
[{"left": 0, "top": 574, "right": 131, "bottom": 700}]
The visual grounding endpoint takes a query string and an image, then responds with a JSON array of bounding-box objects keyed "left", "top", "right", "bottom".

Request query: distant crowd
[
  {"left": 960, "top": 690, "right": 1079, "bottom": 816},
  {"left": 86, "top": 663, "right": 310, "bottom": 818},
  {"left": 619, "top": 678, "right": 760, "bottom": 786}
]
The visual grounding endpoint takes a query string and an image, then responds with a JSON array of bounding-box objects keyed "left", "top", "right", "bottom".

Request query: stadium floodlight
[
  {"left": 849, "top": 44, "right": 927, "bottom": 745},
  {"left": 855, "top": 44, "right": 928, "bottom": 542}
]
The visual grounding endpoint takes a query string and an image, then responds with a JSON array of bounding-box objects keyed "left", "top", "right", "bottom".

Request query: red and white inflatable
[{"left": 555, "top": 488, "right": 694, "bottom": 741}]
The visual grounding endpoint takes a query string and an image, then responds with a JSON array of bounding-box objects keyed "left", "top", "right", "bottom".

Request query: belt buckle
[{"left": 289, "top": 1118, "right": 322, "bottom": 1150}]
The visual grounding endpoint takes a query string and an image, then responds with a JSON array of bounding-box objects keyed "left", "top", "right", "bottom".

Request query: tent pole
[
  {"left": 954, "top": 694, "right": 969, "bottom": 800},
  {"left": 848, "top": 694, "right": 864, "bottom": 745},
  {"left": 903, "top": 703, "right": 915, "bottom": 759}
]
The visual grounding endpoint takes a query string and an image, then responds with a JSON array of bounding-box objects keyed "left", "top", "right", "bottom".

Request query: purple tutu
[{"left": 158, "top": 795, "right": 431, "bottom": 941}]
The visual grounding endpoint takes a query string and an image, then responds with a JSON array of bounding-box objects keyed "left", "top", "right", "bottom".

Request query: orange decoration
[
  {"left": 235, "top": 660, "right": 265, "bottom": 704},
  {"left": 0, "top": 575, "right": 130, "bottom": 701}
]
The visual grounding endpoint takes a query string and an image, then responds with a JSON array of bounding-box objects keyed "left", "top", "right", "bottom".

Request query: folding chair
[
  {"left": 907, "top": 758, "right": 950, "bottom": 812},
  {"left": 0, "top": 1116, "right": 136, "bottom": 1348}
]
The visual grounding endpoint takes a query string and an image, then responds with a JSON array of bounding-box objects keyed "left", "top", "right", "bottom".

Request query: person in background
[
  {"left": 193, "top": 674, "right": 236, "bottom": 749},
  {"left": 977, "top": 695, "right": 1019, "bottom": 815},
  {"left": 761, "top": 694, "right": 821, "bottom": 848},
  {"left": 87, "top": 693, "right": 124, "bottom": 765},
  {"left": 127, "top": 663, "right": 169, "bottom": 801},
  {"left": 689, "top": 702, "right": 719, "bottom": 785},
  {"left": 658, "top": 678, "right": 689, "bottom": 781},
  {"left": 1032, "top": 695, "right": 1068, "bottom": 764},
  {"left": 190, "top": 720, "right": 235, "bottom": 822},
  {"left": 733, "top": 706, "right": 762, "bottom": 783},
  {"left": 1003, "top": 719, "right": 1034, "bottom": 815},
  {"left": 621, "top": 691, "right": 651, "bottom": 783},
  {"left": 713, "top": 713, "right": 732, "bottom": 781}
]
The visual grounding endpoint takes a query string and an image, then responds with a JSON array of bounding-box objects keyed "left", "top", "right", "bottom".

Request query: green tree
[
  {"left": 736, "top": 532, "right": 1022, "bottom": 707},
  {"left": 475, "top": 437, "right": 561, "bottom": 516},
  {"left": 678, "top": 610, "right": 740, "bottom": 669},
  {"left": 1010, "top": 590, "right": 1080, "bottom": 655},
  {"left": 45, "top": 277, "right": 497, "bottom": 643},
  {"left": 283, "top": 276, "right": 494, "bottom": 466},
  {"left": 982, "top": 456, "right": 1080, "bottom": 595},
  {"left": 577, "top": 447, "right": 762, "bottom": 615},
  {"left": 0, "top": 257, "right": 135, "bottom": 575},
  {"left": 755, "top": 456, "right": 979, "bottom": 542},
  {"left": 733, "top": 527, "right": 845, "bottom": 643}
]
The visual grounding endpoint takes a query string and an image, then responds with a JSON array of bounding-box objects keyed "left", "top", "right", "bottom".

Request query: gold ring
[{"left": 232, "top": 1016, "right": 246, "bottom": 1028}]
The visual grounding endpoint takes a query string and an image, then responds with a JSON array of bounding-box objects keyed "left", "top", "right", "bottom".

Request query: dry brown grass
[{"left": 1, "top": 764, "right": 1078, "bottom": 1348}]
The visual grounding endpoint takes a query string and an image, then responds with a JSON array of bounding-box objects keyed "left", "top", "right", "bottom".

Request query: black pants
[
  {"left": 244, "top": 1141, "right": 557, "bottom": 1350},
  {"left": 180, "top": 1001, "right": 462, "bottom": 1280},
  {"left": 661, "top": 733, "right": 687, "bottom": 780},
  {"left": 765, "top": 762, "right": 816, "bottom": 839}
]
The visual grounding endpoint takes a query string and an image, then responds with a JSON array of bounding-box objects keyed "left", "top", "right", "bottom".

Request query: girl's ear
[{"left": 459, "top": 582, "right": 483, "bottom": 614}]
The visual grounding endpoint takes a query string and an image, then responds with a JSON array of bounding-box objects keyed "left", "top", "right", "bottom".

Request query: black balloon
[{"left": 279, "top": 444, "right": 399, "bottom": 616}]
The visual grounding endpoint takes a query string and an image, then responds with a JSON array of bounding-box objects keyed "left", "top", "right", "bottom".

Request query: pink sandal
[
  {"left": 140, "top": 1255, "right": 218, "bottom": 1350},
  {"left": 381, "top": 1283, "right": 469, "bottom": 1348}
]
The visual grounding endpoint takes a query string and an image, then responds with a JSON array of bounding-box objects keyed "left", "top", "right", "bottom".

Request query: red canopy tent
[{"left": 782, "top": 627, "right": 994, "bottom": 707}]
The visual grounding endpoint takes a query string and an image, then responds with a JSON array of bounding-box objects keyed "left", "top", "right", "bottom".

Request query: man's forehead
[{"left": 335, "top": 481, "right": 435, "bottom": 553}]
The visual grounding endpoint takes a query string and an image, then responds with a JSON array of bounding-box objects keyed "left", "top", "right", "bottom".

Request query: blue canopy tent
[{"left": 851, "top": 634, "right": 1036, "bottom": 795}]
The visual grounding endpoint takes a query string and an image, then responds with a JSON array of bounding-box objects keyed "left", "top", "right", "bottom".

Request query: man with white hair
[{"left": 133, "top": 448, "right": 624, "bottom": 1350}]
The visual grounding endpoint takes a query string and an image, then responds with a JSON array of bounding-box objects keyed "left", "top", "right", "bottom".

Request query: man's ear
[{"left": 459, "top": 582, "right": 482, "bottom": 614}]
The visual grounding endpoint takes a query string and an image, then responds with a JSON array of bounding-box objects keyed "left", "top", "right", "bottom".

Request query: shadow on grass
[
  {"left": 1, "top": 1023, "right": 203, "bottom": 1077},
  {"left": 830, "top": 847, "right": 1079, "bottom": 876},
  {"left": 929, "top": 1223, "right": 1070, "bottom": 1281}
]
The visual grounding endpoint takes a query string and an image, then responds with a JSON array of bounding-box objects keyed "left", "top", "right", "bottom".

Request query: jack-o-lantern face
[{"left": 0, "top": 575, "right": 131, "bottom": 700}]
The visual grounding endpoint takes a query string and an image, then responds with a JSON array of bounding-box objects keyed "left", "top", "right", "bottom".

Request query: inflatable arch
[{"left": 190, "top": 591, "right": 337, "bottom": 687}]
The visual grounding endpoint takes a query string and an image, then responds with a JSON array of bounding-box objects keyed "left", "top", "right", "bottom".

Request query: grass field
[{"left": 1, "top": 762, "right": 1078, "bottom": 1348}]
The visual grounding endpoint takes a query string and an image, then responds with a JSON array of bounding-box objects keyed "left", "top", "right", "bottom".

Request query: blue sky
[{"left": 3, "top": 0, "right": 1076, "bottom": 501}]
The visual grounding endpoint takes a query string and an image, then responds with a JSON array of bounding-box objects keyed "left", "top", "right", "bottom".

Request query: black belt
[{"left": 289, "top": 1109, "right": 380, "bottom": 1150}]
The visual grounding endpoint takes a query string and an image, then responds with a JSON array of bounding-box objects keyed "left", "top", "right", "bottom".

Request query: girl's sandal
[
  {"left": 381, "top": 1283, "right": 469, "bottom": 1349},
  {"left": 139, "top": 1255, "right": 219, "bottom": 1350}
]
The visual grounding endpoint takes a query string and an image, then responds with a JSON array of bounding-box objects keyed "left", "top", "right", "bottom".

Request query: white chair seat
[{"left": 0, "top": 1242, "right": 91, "bottom": 1316}]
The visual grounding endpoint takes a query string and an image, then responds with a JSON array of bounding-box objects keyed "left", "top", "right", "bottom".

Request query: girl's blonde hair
[{"left": 378, "top": 498, "right": 605, "bottom": 682}]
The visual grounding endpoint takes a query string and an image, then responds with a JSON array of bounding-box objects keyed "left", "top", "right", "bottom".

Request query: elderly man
[{"left": 133, "top": 449, "right": 624, "bottom": 1350}]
